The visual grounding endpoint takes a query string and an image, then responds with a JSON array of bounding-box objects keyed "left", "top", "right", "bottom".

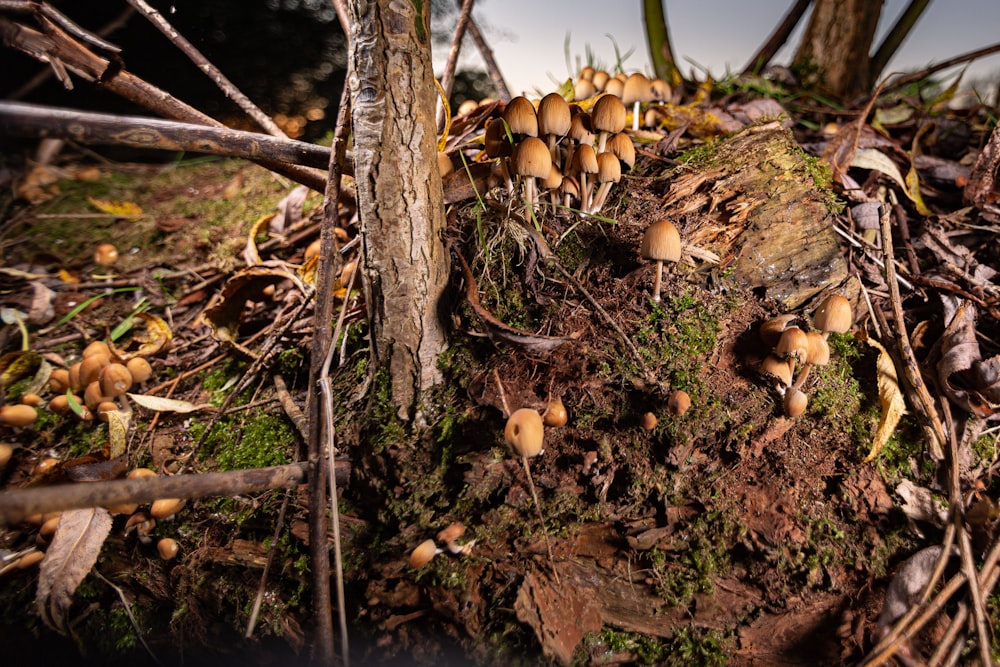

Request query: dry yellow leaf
[
  {"left": 87, "top": 197, "right": 143, "bottom": 218},
  {"left": 864, "top": 338, "right": 908, "bottom": 462}
]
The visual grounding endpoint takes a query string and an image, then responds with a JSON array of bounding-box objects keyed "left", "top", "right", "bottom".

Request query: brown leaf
[
  {"left": 937, "top": 299, "right": 998, "bottom": 418},
  {"left": 107, "top": 312, "right": 173, "bottom": 361},
  {"left": 36, "top": 507, "right": 113, "bottom": 634},
  {"left": 863, "top": 338, "right": 907, "bottom": 462},
  {"left": 201, "top": 265, "right": 305, "bottom": 343}
]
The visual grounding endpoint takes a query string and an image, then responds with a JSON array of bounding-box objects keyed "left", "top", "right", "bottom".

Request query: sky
[{"left": 443, "top": 0, "right": 1000, "bottom": 100}]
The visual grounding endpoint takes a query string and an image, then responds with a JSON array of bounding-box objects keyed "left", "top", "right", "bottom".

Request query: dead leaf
[
  {"left": 106, "top": 408, "right": 130, "bottom": 458},
  {"left": 269, "top": 185, "right": 309, "bottom": 234},
  {"left": 895, "top": 479, "right": 948, "bottom": 528},
  {"left": 201, "top": 265, "right": 306, "bottom": 344},
  {"left": 863, "top": 338, "right": 907, "bottom": 462},
  {"left": 36, "top": 507, "right": 113, "bottom": 634},
  {"left": 243, "top": 213, "right": 275, "bottom": 267},
  {"left": 107, "top": 312, "right": 172, "bottom": 361},
  {"left": 936, "top": 299, "right": 997, "bottom": 418},
  {"left": 87, "top": 197, "right": 142, "bottom": 218},
  {"left": 128, "top": 392, "right": 214, "bottom": 414},
  {"left": 877, "top": 545, "right": 953, "bottom": 633}
]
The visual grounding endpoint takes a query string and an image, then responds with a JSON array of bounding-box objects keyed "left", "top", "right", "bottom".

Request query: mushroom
[
  {"left": 94, "top": 243, "right": 119, "bottom": 267},
  {"left": 650, "top": 78, "right": 672, "bottom": 102},
  {"left": 579, "top": 65, "right": 595, "bottom": 81},
  {"left": 126, "top": 357, "right": 153, "bottom": 384},
  {"left": 667, "top": 389, "right": 691, "bottom": 416},
  {"left": 622, "top": 72, "right": 653, "bottom": 131},
  {"left": 574, "top": 78, "right": 596, "bottom": 101},
  {"left": 641, "top": 412, "right": 658, "bottom": 430},
  {"left": 0, "top": 404, "right": 37, "bottom": 427},
  {"left": 157, "top": 537, "right": 180, "bottom": 560},
  {"left": 537, "top": 92, "right": 572, "bottom": 163},
  {"left": 571, "top": 144, "right": 599, "bottom": 210},
  {"left": 639, "top": 220, "right": 681, "bottom": 302},
  {"left": 759, "top": 354, "right": 793, "bottom": 392},
  {"left": 511, "top": 137, "right": 553, "bottom": 222},
  {"left": 591, "top": 70, "right": 611, "bottom": 93},
  {"left": 588, "top": 151, "right": 622, "bottom": 213},
  {"left": 150, "top": 498, "right": 186, "bottom": 520},
  {"left": 775, "top": 326, "right": 809, "bottom": 376},
  {"left": 501, "top": 95, "right": 538, "bottom": 140},
  {"left": 407, "top": 538, "right": 441, "bottom": 568},
  {"left": 603, "top": 77, "right": 624, "bottom": 98},
  {"left": 606, "top": 132, "right": 636, "bottom": 172},
  {"left": 591, "top": 94, "right": 627, "bottom": 153},
  {"left": 99, "top": 363, "right": 133, "bottom": 397},
  {"left": 813, "top": 294, "right": 853, "bottom": 339},
  {"left": 542, "top": 397, "right": 568, "bottom": 427},
  {"left": 759, "top": 314, "right": 798, "bottom": 348},
  {"left": 504, "top": 408, "right": 559, "bottom": 582},
  {"left": 437, "top": 522, "right": 475, "bottom": 555},
  {"left": 792, "top": 331, "right": 831, "bottom": 390},
  {"left": 783, "top": 386, "right": 808, "bottom": 417}
]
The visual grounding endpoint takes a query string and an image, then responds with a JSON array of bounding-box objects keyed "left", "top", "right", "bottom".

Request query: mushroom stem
[
  {"left": 632, "top": 101, "right": 641, "bottom": 132},
  {"left": 524, "top": 177, "right": 538, "bottom": 224},
  {"left": 651, "top": 259, "right": 664, "bottom": 302},
  {"left": 580, "top": 173, "right": 591, "bottom": 211},
  {"left": 500, "top": 159, "right": 514, "bottom": 194},
  {"left": 493, "top": 368, "right": 511, "bottom": 417},
  {"left": 792, "top": 363, "right": 813, "bottom": 391},
  {"left": 521, "top": 455, "right": 559, "bottom": 584},
  {"left": 590, "top": 182, "right": 612, "bottom": 213}
]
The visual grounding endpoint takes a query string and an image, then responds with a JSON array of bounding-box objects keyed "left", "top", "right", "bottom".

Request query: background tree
[{"left": 346, "top": 0, "right": 450, "bottom": 420}]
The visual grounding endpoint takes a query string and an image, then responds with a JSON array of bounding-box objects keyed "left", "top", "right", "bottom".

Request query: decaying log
[{"left": 664, "top": 120, "right": 849, "bottom": 309}]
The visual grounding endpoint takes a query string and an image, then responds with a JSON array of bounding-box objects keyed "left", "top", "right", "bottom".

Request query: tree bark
[
  {"left": 347, "top": 0, "right": 450, "bottom": 420},
  {"left": 791, "top": 0, "right": 883, "bottom": 99}
]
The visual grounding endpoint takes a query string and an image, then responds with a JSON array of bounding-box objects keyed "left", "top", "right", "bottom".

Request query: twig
[
  {"left": 869, "top": 0, "right": 931, "bottom": 83},
  {"left": 245, "top": 489, "right": 291, "bottom": 639},
  {"left": 0, "top": 461, "right": 353, "bottom": 525},
  {"left": 453, "top": 0, "right": 511, "bottom": 101},
  {"left": 741, "top": 0, "right": 811, "bottom": 75},
  {"left": 436, "top": 0, "right": 475, "bottom": 130},
  {"left": 883, "top": 41, "right": 1000, "bottom": 94},
  {"left": 272, "top": 373, "right": 308, "bottom": 440},
  {"left": 94, "top": 570, "right": 162, "bottom": 666},
  {"left": 305, "top": 82, "right": 353, "bottom": 666},
  {"left": 878, "top": 202, "right": 946, "bottom": 458},
  {"left": 125, "top": 0, "right": 286, "bottom": 138}
]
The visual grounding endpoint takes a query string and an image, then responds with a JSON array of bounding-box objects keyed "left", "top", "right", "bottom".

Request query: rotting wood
[{"left": 663, "top": 120, "right": 849, "bottom": 310}]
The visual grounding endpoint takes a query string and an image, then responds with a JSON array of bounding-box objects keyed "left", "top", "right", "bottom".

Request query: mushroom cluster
[
  {"left": 757, "top": 294, "right": 853, "bottom": 417},
  {"left": 484, "top": 92, "right": 637, "bottom": 217},
  {"left": 573, "top": 68, "right": 671, "bottom": 131},
  {"left": 407, "top": 522, "right": 475, "bottom": 569}
]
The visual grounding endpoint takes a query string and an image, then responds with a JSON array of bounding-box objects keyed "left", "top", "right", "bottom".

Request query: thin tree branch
[
  {"left": 742, "top": 0, "right": 812, "bottom": 75},
  {"left": 436, "top": 0, "right": 475, "bottom": 130},
  {"left": 453, "top": 0, "right": 510, "bottom": 101},
  {"left": 869, "top": 0, "right": 931, "bottom": 83},
  {"left": 883, "top": 41, "right": 1000, "bottom": 93},
  {"left": 125, "top": 0, "right": 287, "bottom": 138},
  {"left": 0, "top": 101, "right": 332, "bottom": 168},
  {"left": 641, "top": 0, "right": 681, "bottom": 86},
  {"left": 0, "top": 461, "right": 351, "bottom": 526}
]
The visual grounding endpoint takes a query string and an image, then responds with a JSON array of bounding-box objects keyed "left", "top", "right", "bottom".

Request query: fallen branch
[
  {"left": 0, "top": 101, "right": 332, "bottom": 169},
  {"left": 0, "top": 460, "right": 351, "bottom": 526}
]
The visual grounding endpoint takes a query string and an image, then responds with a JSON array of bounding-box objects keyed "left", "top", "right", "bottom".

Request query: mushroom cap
[
  {"left": 559, "top": 175, "right": 580, "bottom": 199},
  {"left": 437, "top": 522, "right": 466, "bottom": 543},
  {"left": 568, "top": 113, "right": 595, "bottom": 145},
  {"left": 591, "top": 70, "right": 611, "bottom": 92},
  {"left": 603, "top": 77, "right": 624, "bottom": 98},
  {"left": 759, "top": 355, "right": 793, "bottom": 387},
  {"left": 574, "top": 79, "right": 597, "bottom": 101},
  {"left": 511, "top": 137, "right": 553, "bottom": 180},
  {"left": 595, "top": 152, "right": 621, "bottom": 183},
  {"left": 805, "top": 331, "right": 831, "bottom": 365},
  {"left": 640, "top": 219, "right": 681, "bottom": 263},
  {"left": 775, "top": 326, "right": 809, "bottom": 362},
  {"left": 759, "top": 314, "right": 798, "bottom": 348},
  {"left": 94, "top": 243, "right": 119, "bottom": 266},
  {"left": 579, "top": 66, "right": 596, "bottom": 81},
  {"left": 540, "top": 163, "right": 563, "bottom": 190},
  {"left": 537, "top": 93, "right": 572, "bottom": 138},
  {"left": 606, "top": 132, "right": 636, "bottom": 170},
  {"left": 667, "top": 389, "right": 691, "bottom": 416},
  {"left": 813, "top": 294, "right": 852, "bottom": 334},
  {"left": 572, "top": 144, "right": 599, "bottom": 174},
  {"left": 622, "top": 72, "right": 653, "bottom": 105},
  {"left": 408, "top": 539, "right": 439, "bottom": 568},
  {"left": 504, "top": 408, "right": 544, "bottom": 457},
  {"left": 650, "top": 78, "right": 672, "bottom": 101},
  {"left": 484, "top": 119, "right": 512, "bottom": 158},
  {"left": 783, "top": 387, "right": 808, "bottom": 417},
  {"left": 502, "top": 96, "right": 538, "bottom": 137},
  {"left": 591, "top": 95, "right": 627, "bottom": 134},
  {"left": 543, "top": 398, "right": 568, "bottom": 427}
]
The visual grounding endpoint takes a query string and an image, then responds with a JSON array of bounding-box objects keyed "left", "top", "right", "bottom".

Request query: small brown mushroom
[
  {"left": 504, "top": 408, "right": 544, "bottom": 458},
  {"left": 640, "top": 220, "right": 681, "bottom": 302},
  {"left": 407, "top": 539, "right": 441, "bottom": 568}
]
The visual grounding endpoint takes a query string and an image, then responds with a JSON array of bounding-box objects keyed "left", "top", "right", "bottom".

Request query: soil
[{"left": 0, "top": 87, "right": 998, "bottom": 667}]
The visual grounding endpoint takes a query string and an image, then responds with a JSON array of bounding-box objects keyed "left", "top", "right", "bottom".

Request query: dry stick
[
  {"left": 245, "top": 489, "right": 291, "bottom": 639},
  {"left": 0, "top": 102, "right": 332, "bottom": 168},
  {"left": 941, "top": 396, "right": 992, "bottom": 667},
  {"left": 2, "top": 14, "right": 326, "bottom": 191},
  {"left": 436, "top": 0, "right": 476, "bottom": 130},
  {"left": 273, "top": 373, "right": 308, "bottom": 441},
  {"left": 879, "top": 203, "right": 946, "bottom": 459},
  {"left": 94, "top": 569, "right": 163, "bottom": 667},
  {"left": 318, "top": 259, "right": 359, "bottom": 667},
  {"left": 125, "top": 0, "right": 286, "bottom": 138},
  {"left": 0, "top": 462, "right": 356, "bottom": 526},
  {"left": 305, "top": 82, "right": 352, "bottom": 666},
  {"left": 883, "top": 41, "right": 1000, "bottom": 95},
  {"left": 741, "top": 0, "right": 811, "bottom": 74},
  {"left": 454, "top": 0, "right": 511, "bottom": 102}
]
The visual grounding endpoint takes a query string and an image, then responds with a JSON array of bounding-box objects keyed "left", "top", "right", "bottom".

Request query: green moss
[{"left": 194, "top": 410, "right": 295, "bottom": 471}]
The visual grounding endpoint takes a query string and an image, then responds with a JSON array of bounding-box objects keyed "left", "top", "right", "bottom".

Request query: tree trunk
[
  {"left": 792, "top": 0, "right": 883, "bottom": 99},
  {"left": 347, "top": 0, "right": 450, "bottom": 420}
]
